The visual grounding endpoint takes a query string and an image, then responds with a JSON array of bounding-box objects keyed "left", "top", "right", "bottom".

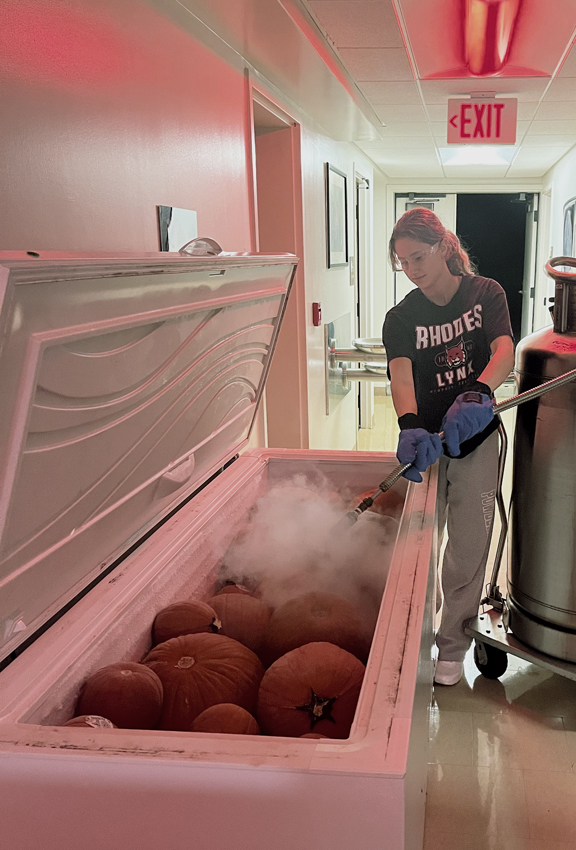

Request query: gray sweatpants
[{"left": 435, "top": 430, "right": 499, "bottom": 662}]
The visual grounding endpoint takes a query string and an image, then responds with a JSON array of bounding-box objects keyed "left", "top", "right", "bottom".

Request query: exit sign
[{"left": 447, "top": 98, "right": 518, "bottom": 144}]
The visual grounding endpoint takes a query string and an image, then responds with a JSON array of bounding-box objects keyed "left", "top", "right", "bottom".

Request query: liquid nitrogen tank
[{"left": 510, "top": 257, "right": 576, "bottom": 661}]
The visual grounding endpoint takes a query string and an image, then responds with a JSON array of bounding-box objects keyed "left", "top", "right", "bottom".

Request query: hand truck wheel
[{"left": 473, "top": 641, "right": 508, "bottom": 679}]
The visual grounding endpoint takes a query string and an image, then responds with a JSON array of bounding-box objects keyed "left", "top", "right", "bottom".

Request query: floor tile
[
  {"left": 523, "top": 769, "right": 576, "bottom": 843},
  {"left": 428, "top": 708, "right": 474, "bottom": 765},
  {"left": 432, "top": 653, "right": 539, "bottom": 715},
  {"left": 565, "top": 730, "right": 576, "bottom": 773},
  {"left": 528, "top": 842, "right": 576, "bottom": 850},
  {"left": 433, "top": 651, "right": 572, "bottom": 719},
  {"left": 425, "top": 763, "right": 529, "bottom": 837},
  {"left": 474, "top": 712, "right": 571, "bottom": 772},
  {"left": 424, "top": 832, "right": 575, "bottom": 850},
  {"left": 509, "top": 672, "right": 576, "bottom": 731}
]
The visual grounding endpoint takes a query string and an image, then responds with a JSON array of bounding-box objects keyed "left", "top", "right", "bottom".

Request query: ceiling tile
[
  {"left": 430, "top": 121, "right": 450, "bottom": 142},
  {"left": 535, "top": 101, "right": 576, "bottom": 120},
  {"left": 337, "top": 47, "right": 413, "bottom": 81},
  {"left": 528, "top": 119, "right": 576, "bottom": 134},
  {"left": 442, "top": 166, "right": 511, "bottom": 179},
  {"left": 356, "top": 136, "right": 437, "bottom": 150},
  {"left": 558, "top": 44, "right": 576, "bottom": 77},
  {"left": 425, "top": 104, "right": 448, "bottom": 122},
  {"left": 373, "top": 104, "right": 427, "bottom": 123},
  {"left": 510, "top": 147, "right": 568, "bottom": 168},
  {"left": 368, "top": 151, "right": 440, "bottom": 165},
  {"left": 513, "top": 121, "right": 531, "bottom": 140},
  {"left": 521, "top": 134, "right": 575, "bottom": 148},
  {"left": 380, "top": 164, "right": 445, "bottom": 177},
  {"left": 506, "top": 166, "right": 551, "bottom": 177},
  {"left": 357, "top": 80, "right": 422, "bottom": 104},
  {"left": 307, "top": 1, "right": 404, "bottom": 49},
  {"left": 377, "top": 121, "right": 433, "bottom": 136},
  {"left": 542, "top": 78, "right": 576, "bottom": 100},
  {"left": 517, "top": 102, "right": 542, "bottom": 121}
]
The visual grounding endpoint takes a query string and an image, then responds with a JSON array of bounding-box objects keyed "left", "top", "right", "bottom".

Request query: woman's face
[{"left": 394, "top": 237, "right": 451, "bottom": 295}]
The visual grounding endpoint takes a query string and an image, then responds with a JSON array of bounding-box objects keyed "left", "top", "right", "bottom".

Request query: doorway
[
  {"left": 251, "top": 92, "right": 307, "bottom": 448},
  {"left": 355, "top": 172, "right": 371, "bottom": 428},
  {"left": 456, "top": 194, "right": 537, "bottom": 341}
]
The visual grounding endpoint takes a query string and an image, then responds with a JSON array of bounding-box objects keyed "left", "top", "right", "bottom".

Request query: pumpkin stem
[{"left": 296, "top": 689, "right": 337, "bottom": 729}]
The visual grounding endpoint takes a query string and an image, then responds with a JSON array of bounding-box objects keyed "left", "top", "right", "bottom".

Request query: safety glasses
[{"left": 398, "top": 242, "right": 440, "bottom": 273}]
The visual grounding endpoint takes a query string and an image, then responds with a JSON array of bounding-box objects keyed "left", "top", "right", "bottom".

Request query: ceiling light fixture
[
  {"left": 465, "top": 0, "right": 524, "bottom": 76},
  {"left": 439, "top": 146, "right": 516, "bottom": 166}
]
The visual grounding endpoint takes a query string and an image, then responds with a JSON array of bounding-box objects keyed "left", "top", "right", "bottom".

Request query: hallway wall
[
  {"left": 0, "top": 0, "right": 253, "bottom": 252},
  {"left": 0, "top": 0, "right": 380, "bottom": 452},
  {"left": 548, "top": 147, "right": 576, "bottom": 264},
  {"left": 302, "top": 130, "right": 376, "bottom": 450}
]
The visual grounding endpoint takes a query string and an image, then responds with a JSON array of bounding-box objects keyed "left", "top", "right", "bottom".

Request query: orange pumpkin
[
  {"left": 76, "top": 662, "right": 163, "bottom": 729},
  {"left": 262, "top": 591, "right": 371, "bottom": 666},
  {"left": 191, "top": 704, "right": 260, "bottom": 735},
  {"left": 300, "top": 732, "right": 325, "bottom": 738},
  {"left": 152, "top": 601, "right": 221, "bottom": 646},
  {"left": 143, "top": 633, "right": 264, "bottom": 731},
  {"left": 216, "top": 583, "right": 255, "bottom": 597},
  {"left": 63, "top": 715, "right": 117, "bottom": 729},
  {"left": 257, "top": 642, "right": 365, "bottom": 738},
  {"left": 208, "top": 594, "right": 271, "bottom": 656}
]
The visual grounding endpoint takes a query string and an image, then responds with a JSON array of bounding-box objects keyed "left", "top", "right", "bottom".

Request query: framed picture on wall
[{"left": 325, "top": 164, "right": 348, "bottom": 268}]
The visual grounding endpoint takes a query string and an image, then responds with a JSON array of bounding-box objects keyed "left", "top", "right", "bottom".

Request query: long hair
[{"left": 389, "top": 207, "right": 476, "bottom": 276}]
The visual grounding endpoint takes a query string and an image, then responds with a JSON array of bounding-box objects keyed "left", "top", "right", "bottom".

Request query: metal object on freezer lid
[{"left": 0, "top": 252, "right": 297, "bottom": 663}]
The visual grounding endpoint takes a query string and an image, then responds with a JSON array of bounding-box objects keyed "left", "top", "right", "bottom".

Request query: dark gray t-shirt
[{"left": 383, "top": 275, "right": 513, "bottom": 451}]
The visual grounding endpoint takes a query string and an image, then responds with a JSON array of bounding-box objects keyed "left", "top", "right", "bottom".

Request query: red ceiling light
[
  {"left": 396, "top": 0, "right": 575, "bottom": 80},
  {"left": 465, "top": 0, "right": 523, "bottom": 75}
]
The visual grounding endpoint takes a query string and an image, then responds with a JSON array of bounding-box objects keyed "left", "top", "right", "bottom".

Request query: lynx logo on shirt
[
  {"left": 433, "top": 337, "right": 475, "bottom": 388},
  {"left": 440, "top": 339, "right": 465, "bottom": 367},
  {"left": 434, "top": 337, "right": 474, "bottom": 369},
  {"left": 415, "top": 304, "right": 483, "bottom": 350}
]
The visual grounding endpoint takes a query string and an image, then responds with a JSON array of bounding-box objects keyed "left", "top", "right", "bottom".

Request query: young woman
[{"left": 383, "top": 207, "right": 515, "bottom": 686}]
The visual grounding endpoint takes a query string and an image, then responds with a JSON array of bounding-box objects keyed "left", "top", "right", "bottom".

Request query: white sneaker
[{"left": 434, "top": 660, "right": 463, "bottom": 686}]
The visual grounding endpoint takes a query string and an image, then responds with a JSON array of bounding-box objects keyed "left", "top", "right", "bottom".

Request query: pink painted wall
[{"left": 0, "top": 0, "right": 252, "bottom": 252}]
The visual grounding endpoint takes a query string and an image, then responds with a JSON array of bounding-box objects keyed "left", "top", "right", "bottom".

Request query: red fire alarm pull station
[
  {"left": 312, "top": 302, "right": 322, "bottom": 326},
  {"left": 447, "top": 98, "right": 518, "bottom": 144}
]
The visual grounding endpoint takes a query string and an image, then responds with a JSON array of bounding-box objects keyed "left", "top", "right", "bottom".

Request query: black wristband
[
  {"left": 468, "top": 380, "right": 492, "bottom": 397},
  {"left": 398, "top": 412, "right": 424, "bottom": 430}
]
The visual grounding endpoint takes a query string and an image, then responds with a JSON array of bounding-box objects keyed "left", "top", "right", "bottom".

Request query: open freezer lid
[{"left": 0, "top": 251, "right": 297, "bottom": 663}]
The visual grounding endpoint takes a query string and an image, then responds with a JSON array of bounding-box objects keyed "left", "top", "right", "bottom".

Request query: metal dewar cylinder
[{"left": 509, "top": 258, "right": 576, "bottom": 662}]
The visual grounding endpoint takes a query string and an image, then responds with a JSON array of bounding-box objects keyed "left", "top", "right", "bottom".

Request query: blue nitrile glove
[
  {"left": 441, "top": 382, "right": 494, "bottom": 457},
  {"left": 396, "top": 414, "right": 443, "bottom": 483}
]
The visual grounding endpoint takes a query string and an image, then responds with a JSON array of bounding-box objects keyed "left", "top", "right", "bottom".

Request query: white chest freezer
[{"left": 0, "top": 251, "right": 437, "bottom": 850}]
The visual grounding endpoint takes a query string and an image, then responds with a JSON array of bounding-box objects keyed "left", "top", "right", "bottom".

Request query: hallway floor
[{"left": 357, "top": 393, "right": 576, "bottom": 850}]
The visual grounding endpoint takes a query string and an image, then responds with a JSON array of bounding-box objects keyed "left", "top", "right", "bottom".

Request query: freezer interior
[{"left": 0, "top": 451, "right": 411, "bottom": 731}]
